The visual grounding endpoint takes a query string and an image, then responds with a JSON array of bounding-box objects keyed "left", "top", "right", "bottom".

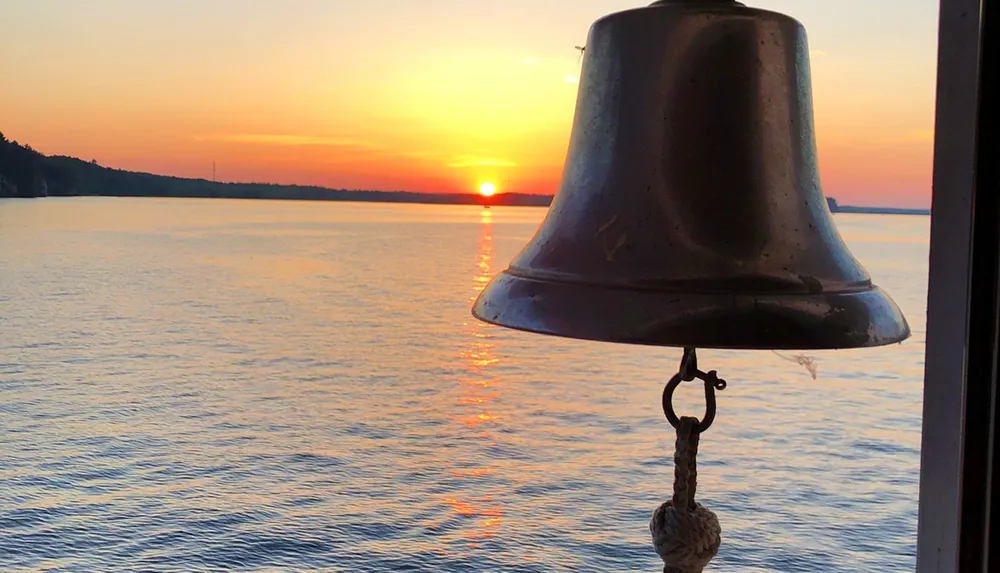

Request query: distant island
[{"left": 1, "top": 131, "right": 928, "bottom": 214}]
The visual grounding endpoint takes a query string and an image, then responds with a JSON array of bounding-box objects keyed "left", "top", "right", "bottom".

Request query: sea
[{"left": 0, "top": 197, "right": 928, "bottom": 572}]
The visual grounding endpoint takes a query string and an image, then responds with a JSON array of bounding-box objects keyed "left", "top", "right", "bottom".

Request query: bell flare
[
  {"left": 471, "top": 1, "right": 911, "bottom": 350},
  {"left": 472, "top": 272, "right": 909, "bottom": 350}
]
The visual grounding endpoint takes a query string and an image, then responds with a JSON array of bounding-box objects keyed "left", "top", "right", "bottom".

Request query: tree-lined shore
[
  {"left": 0, "top": 132, "right": 552, "bottom": 207},
  {"left": 1, "top": 132, "right": 929, "bottom": 214}
]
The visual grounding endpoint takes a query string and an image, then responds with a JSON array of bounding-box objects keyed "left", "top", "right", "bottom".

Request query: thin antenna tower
[{"left": 213, "top": 161, "right": 216, "bottom": 182}]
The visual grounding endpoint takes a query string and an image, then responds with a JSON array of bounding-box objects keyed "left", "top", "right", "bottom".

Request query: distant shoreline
[
  {"left": 5, "top": 192, "right": 931, "bottom": 215},
  {"left": 828, "top": 205, "right": 931, "bottom": 216},
  {"left": 825, "top": 197, "right": 929, "bottom": 216},
  {"left": 49, "top": 187, "right": 557, "bottom": 208},
  {"left": 3, "top": 188, "right": 931, "bottom": 215},
  {"left": 1, "top": 134, "right": 929, "bottom": 214},
  {"left": 0, "top": 142, "right": 552, "bottom": 207}
]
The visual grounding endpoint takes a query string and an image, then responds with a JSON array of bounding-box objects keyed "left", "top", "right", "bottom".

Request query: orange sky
[{"left": 1, "top": 0, "right": 939, "bottom": 207}]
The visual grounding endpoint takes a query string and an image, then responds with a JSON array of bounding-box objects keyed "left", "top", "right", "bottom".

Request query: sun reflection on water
[
  {"left": 444, "top": 208, "right": 505, "bottom": 540},
  {"left": 457, "top": 209, "right": 500, "bottom": 435}
]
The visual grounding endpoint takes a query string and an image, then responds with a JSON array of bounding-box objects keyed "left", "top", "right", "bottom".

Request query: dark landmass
[
  {"left": 826, "top": 197, "right": 929, "bottom": 216},
  {"left": 1, "top": 131, "right": 928, "bottom": 214},
  {"left": 0, "top": 132, "right": 552, "bottom": 207}
]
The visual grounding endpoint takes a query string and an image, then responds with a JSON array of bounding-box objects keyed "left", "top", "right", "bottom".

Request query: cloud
[
  {"left": 449, "top": 157, "right": 518, "bottom": 168},
  {"left": 810, "top": 50, "right": 828, "bottom": 58},
  {"left": 193, "top": 133, "right": 380, "bottom": 149},
  {"left": 564, "top": 76, "right": 579, "bottom": 84}
]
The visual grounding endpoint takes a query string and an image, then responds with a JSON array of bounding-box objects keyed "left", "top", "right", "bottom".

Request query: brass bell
[{"left": 473, "top": 0, "right": 910, "bottom": 350}]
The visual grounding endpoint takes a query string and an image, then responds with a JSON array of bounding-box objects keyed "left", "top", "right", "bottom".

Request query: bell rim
[
  {"left": 503, "top": 266, "right": 876, "bottom": 296},
  {"left": 472, "top": 271, "right": 911, "bottom": 351}
]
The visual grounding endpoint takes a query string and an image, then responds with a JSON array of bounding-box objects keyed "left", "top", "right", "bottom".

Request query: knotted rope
[{"left": 650, "top": 416, "right": 721, "bottom": 573}]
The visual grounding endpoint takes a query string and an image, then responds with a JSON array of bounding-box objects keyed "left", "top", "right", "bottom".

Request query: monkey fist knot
[{"left": 650, "top": 500, "right": 721, "bottom": 573}]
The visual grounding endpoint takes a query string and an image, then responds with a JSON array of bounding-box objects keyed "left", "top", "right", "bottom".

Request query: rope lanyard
[{"left": 651, "top": 348, "right": 726, "bottom": 572}]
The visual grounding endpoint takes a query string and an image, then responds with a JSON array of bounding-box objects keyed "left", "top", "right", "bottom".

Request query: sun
[{"left": 479, "top": 182, "right": 497, "bottom": 197}]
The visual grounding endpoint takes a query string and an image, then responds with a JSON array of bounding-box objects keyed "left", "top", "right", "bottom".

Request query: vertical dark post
[
  {"left": 959, "top": 0, "right": 999, "bottom": 559},
  {"left": 919, "top": 0, "right": 998, "bottom": 571},
  {"left": 970, "top": 0, "right": 1000, "bottom": 568}
]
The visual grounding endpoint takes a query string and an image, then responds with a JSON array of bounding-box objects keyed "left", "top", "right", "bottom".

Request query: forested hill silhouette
[{"left": 0, "top": 131, "right": 552, "bottom": 207}]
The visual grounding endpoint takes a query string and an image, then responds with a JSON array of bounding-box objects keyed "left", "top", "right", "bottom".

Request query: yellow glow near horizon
[
  {"left": 0, "top": 0, "right": 939, "bottom": 207},
  {"left": 479, "top": 182, "right": 497, "bottom": 197}
]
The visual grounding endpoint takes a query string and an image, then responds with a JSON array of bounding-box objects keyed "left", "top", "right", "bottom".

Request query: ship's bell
[{"left": 472, "top": 0, "right": 910, "bottom": 350}]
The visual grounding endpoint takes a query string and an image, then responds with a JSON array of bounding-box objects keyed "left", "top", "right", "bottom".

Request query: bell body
[{"left": 472, "top": 0, "right": 910, "bottom": 349}]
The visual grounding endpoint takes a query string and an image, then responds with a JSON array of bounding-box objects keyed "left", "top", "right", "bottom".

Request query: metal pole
[
  {"left": 917, "top": 0, "right": 995, "bottom": 571},
  {"left": 969, "top": 0, "right": 999, "bottom": 567}
]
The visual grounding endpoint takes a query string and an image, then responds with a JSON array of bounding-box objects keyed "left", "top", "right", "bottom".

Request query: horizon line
[{"left": 32, "top": 151, "right": 933, "bottom": 212}]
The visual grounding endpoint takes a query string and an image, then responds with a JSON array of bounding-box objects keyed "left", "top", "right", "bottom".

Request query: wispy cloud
[
  {"left": 193, "top": 133, "right": 380, "bottom": 148},
  {"left": 449, "top": 157, "right": 518, "bottom": 168},
  {"left": 810, "top": 50, "right": 829, "bottom": 58}
]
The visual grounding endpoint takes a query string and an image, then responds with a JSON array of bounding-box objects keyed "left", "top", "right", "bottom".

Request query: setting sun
[{"left": 479, "top": 182, "right": 497, "bottom": 197}]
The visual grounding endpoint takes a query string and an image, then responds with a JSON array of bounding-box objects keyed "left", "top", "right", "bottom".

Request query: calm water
[{"left": 0, "top": 198, "right": 928, "bottom": 572}]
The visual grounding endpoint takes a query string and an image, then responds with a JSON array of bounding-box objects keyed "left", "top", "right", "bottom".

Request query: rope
[
  {"left": 650, "top": 417, "right": 721, "bottom": 573},
  {"left": 771, "top": 350, "right": 819, "bottom": 379}
]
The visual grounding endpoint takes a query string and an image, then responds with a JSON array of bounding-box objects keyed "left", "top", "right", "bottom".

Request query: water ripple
[{"left": 0, "top": 199, "right": 927, "bottom": 572}]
